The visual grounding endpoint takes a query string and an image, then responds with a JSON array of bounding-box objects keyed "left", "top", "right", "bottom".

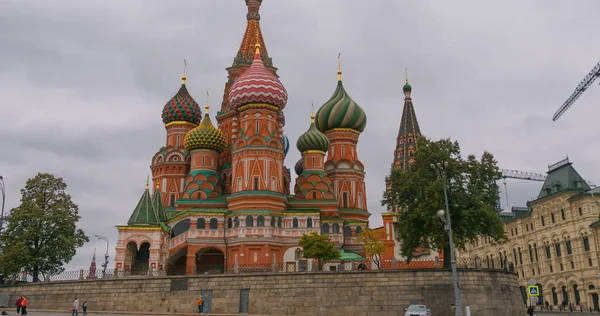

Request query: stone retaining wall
[{"left": 0, "top": 269, "right": 524, "bottom": 316}]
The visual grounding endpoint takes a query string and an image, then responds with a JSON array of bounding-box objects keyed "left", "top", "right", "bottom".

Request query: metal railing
[{"left": 0, "top": 257, "right": 512, "bottom": 285}]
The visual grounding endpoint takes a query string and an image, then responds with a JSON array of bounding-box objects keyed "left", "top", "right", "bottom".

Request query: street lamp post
[
  {"left": 431, "top": 162, "right": 463, "bottom": 316},
  {"left": 0, "top": 175, "right": 5, "bottom": 234},
  {"left": 94, "top": 235, "right": 110, "bottom": 278}
]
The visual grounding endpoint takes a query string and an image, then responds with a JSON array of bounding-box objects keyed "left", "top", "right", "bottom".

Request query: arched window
[
  {"left": 197, "top": 218, "right": 206, "bottom": 229},
  {"left": 528, "top": 244, "right": 534, "bottom": 263},
  {"left": 246, "top": 215, "right": 254, "bottom": 227},
  {"left": 344, "top": 225, "right": 352, "bottom": 237},
  {"left": 584, "top": 236, "right": 591, "bottom": 251},
  {"left": 307, "top": 218, "right": 313, "bottom": 228},
  {"left": 545, "top": 245, "right": 551, "bottom": 259},
  {"left": 574, "top": 284, "right": 581, "bottom": 305},
  {"left": 561, "top": 209, "right": 566, "bottom": 220},
  {"left": 562, "top": 286, "right": 569, "bottom": 304},
  {"left": 209, "top": 218, "right": 218, "bottom": 230},
  {"left": 518, "top": 247, "right": 523, "bottom": 264},
  {"left": 227, "top": 218, "right": 232, "bottom": 229},
  {"left": 234, "top": 216, "right": 240, "bottom": 228},
  {"left": 356, "top": 226, "right": 362, "bottom": 235},
  {"left": 513, "top": 248, "right": 518, "bottom": 265},
  {"left": 295, "top": 248, "right": 302, "bottom": 260},
  {"left": 322, "top": 223, "right": 330, "bottom": 234},
  {"left": 292, "top": 218, "right": 299, "bottom": 228},
  {"left": 533, "top": 243, "right": 538, "bottom": 261},
  {"left": 566, "top": 239, "right": 573, "bottom": 255},
  {"left": 332, "top": 223, "right": 340, "bottom": 233},
  {"left": 257, "top": 215, "right": 265, "bottom": 227},
  {"left": 278, "top": 217, "right": 282, "bottom": 228},
  {"left": 555, "top": 243, "right": 562, "bottom": 257},
  {"left": 552, "top": 287, "right": 558, "bottom": 305}
]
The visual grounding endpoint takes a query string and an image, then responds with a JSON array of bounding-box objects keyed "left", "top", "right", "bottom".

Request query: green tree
[
  {"left": 357, "top": 228, "right": 386, "bottom": 269},
  {"left": 382, "top": 137, "right": 506, "bottom": 266},
  {"left": 0, "top": 173, "right": 89, "bottom": 282},
  {"left": 298, "top": 232, "right": 340, "bottom": 270}
]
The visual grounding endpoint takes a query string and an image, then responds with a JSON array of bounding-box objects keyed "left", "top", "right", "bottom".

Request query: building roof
[
  {"left": 127, "top": 184, "right": 160, "bottom": 226},
  {"left": 533, "top": 158, "right": 590, "bottom": 202},
  {"left": 297, "top": 114, "right": 330, "bottom": 153},
  {"left": 161, "top": 76, "right": 202, "bottom": 125},
  {"left": 338, "top": 249, "right": 365, "bottom": 261}
]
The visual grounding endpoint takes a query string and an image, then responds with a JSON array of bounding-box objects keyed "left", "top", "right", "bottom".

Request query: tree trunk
[
  {"left": 32, "top": 267, "right": 39, "bottom": 282},
  {"left": 443, "top": 244, "right": 451, "bottom": 269}
]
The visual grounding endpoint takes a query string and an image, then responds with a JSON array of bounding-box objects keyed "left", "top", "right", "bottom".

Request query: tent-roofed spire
[
  {"left": 127, "top": 177, "right": 159, "bottom": 226},
  {"left": 152, "top": 182, "right": 167, "bottom": 222},
  {"left": 220, "top": 0, "right": 278, "bottom": 112},
  {"left": 392, "top": 77, "right": 421, "bottom": 170}
]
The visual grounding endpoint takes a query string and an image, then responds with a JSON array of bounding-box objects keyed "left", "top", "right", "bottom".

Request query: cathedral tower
[
  {"left": 392, "top": 80, "right": 421, "bottom": 169},
  {"left": 151, "top": 75, "right": 202, "bottom": 207},
  {"left": 227, "top": 43, "right": 288, "bottom": 212}
]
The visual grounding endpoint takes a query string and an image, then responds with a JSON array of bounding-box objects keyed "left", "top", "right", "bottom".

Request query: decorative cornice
[
  {"left": 165, "top": 121, "right": 198, "bottom": 128},
  {"left": 325, "top": 128, "right": 361, "bottom": 135},
  {"left": 116, "top": 226, "right": 162, "bottom": 231},
  {"left": 304, "top": 150, "right": 326, "bottom": 154},
  {"left": 237, "top": 103, "right": 280, "bottom": 112}
]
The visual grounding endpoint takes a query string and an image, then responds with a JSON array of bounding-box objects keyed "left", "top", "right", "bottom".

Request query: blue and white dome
[{"left": 282, "top": 135, "right": 290, "bottom": 155}]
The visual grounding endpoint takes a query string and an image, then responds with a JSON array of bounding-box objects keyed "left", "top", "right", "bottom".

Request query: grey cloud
[{"left": 1, "top": 0, "right": 599, "bottom": 270}]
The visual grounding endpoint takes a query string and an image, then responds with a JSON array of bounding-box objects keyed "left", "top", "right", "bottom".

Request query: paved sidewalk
[{"left": 0, "top": 310, "right": 275, "bottom": 316}]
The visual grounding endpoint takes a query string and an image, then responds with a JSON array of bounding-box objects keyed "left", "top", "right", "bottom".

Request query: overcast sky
[{"left": 1, "top": 0, "right": 599, "bottom": 270}]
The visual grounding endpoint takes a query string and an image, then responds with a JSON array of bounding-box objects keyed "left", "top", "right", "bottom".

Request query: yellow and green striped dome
[
  {"left": 184, "top": 110, "right": 227, "bottom": 153},
  {"left": 297, "top": 116, "right": 330, "bottom": 153},
  {"left": 315, "top": 78, "right": 367, "bottom": 133}
]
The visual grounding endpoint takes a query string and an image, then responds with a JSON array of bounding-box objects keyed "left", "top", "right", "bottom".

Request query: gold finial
[
  {"left": 205, "top": 91, "right": 210, "bottom": 113},
  {"left": 311, "top": 102, "right": 315, "bottom": 123},
  {"left": 405, "top": 68, "right": 408, "bottom": 84},
  {"left": 254, "top": 43, "right": 261, "bottom": 55},
  {"left": 156, "top": 182, "right": 160, "bottom": 189},
  {"left": 337, "top": 53, "right": 342, "bottom": 81},
  {"left": 181, "top": 59, "right": 187, "bottom": 84},
  {"left": 145, "top": 175, "right": 150, "bottom": 190}
]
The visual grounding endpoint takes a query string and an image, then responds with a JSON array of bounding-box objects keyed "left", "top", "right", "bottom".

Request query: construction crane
[{"left": 553, "top": 61, "right": 600, "bottom": 121}]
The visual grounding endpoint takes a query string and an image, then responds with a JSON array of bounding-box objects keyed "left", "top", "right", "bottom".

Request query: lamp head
[
  {"left": 430, "top": 164, "right": 436, "bottom": 170},
  {"left": 444, "top": 161, "right": 449, "bottom": 168},
  {"left": 436, "top": 209, "right": 445, "bottom": 219},
  {"left": 436, "top": 162, "right": 442, "bottom": 169}
]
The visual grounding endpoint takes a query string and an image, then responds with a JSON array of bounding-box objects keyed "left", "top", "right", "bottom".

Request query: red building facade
[{"left": 115, "top": 0, "right": 370, "bottom": 274}]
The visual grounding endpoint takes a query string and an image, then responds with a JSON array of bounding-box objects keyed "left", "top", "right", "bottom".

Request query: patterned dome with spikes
[
  {"left": 315, "top": 72, "right": 367, "bottom": 133},
  {"left": 297, "top": 117, "right": 330, "bottom": 153},
  {"left": 184, "top": 109, "right": 227, "bottom": 153},
  {"left": 294, "top": 158, "right": 303, "bottom": 176},
  {"left": 228, "top": 44, "right": 288, "bottom": 110},
  {"left": 282, "top": 135, "right": 290, "bottom": 155},
  {"left": 162, "top": 76, "right": 202, "bottom": 125}
]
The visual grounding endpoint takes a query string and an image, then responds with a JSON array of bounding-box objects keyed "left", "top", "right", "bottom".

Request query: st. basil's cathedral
[{"left": 114, "top": 0, "right": 429, "bottom": 274}]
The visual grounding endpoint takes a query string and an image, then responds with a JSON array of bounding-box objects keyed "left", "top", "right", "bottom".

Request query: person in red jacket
[
  {"left": 15, "top": 296, "right": 23, "bottom": 315},
  {"left": 20, "top": 296, "right": 28, "bottom": 315}
]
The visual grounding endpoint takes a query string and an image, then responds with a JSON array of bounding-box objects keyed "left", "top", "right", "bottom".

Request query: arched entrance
[
  {"left": 590, "top": 285, "right": 599, "bottom": 311},
  {"left": 167, "top": 246, "right": 188, "bottom": 275},
  {"left": 536, "top": 283, "right": 544, "bottom": 306},
  {"left": 132, "top": 242, "right": 150, "bottom": 274},
  {"left": 125, "top": 241, "right": 137, "bottom": 271},
  {"left": 196, "top": 248, "right": 225, "bottom": 274}
]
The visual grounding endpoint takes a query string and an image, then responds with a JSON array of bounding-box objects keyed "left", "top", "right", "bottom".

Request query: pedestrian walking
[
  {"left": 20, "top": 296, "right": 27, "bottom": 315},
  {"left": 72, "top": 297, "right": 80, "bottom": 315},
  {"left": 197, "top": 295, "right": 204, "bottom": 314},
  {"left": 82, "top": 300, "right": 88, "bottom": 315},
  {"left": 527, "top": 305, "right": 534, "bottom": 316},
  {"left": 15, "top": 296, "right": 23, "bottom": 315}
]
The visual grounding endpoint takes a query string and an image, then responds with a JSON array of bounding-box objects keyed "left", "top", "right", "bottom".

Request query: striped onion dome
[
  {"left": 294, "top": 158, "right": 303, "bottom": 176},
  {"left": 228, "top": 44, "right": 288, "bottom": 110},
  {"left": 314, "top": 73, "right": 367, "bottom": 133},
  {"left": 183, "top": 107, "right": 227, "bottom": 153},
  {"left": 161, "top": 76, "right": 202, "bottom": 125},
  {"left": 282, "top": 134, "right": 290, "bottom": 154},
  {"left": 297, "top": 116, "right": 330, "bottom": 153}
]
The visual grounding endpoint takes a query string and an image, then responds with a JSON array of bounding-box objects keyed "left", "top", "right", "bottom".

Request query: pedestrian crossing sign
[{"left": 528, "top": 285, "right": 539, "bottom": 296}]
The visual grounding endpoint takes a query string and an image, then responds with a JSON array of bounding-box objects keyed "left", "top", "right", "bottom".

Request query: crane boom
[
  {"left": 553, "top": 61, "right": 600, "bottom": 121},
  {"left": 501, "top": 169, "right": 546, "bottom": 181}
]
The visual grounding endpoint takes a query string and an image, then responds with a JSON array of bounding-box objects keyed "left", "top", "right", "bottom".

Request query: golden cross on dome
[
  {"left": 337, "top": 53, "right": 342, "bottom": 81},
  {"left": 205, "top": 91, "right": 210, "bottom": 113},
  {"left": 311, "top": 102, "right": 315, "bottom": 123},
  {"left": 405, "top": 68, "right": 409, "bottom": 84},
  {"left": 182, "top": 59, "right": 187, "bottom": 84},
  {"left": 145, "top": 175, "right": 150, "bottom": 190}
]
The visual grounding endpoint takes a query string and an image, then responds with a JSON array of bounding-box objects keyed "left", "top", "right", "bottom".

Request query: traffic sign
[
  {"left": 528, "top": 285, "right": 540, "bottom": 296},
  {"left": 531, "top": 297, "right": 539, "bottom": 304},
  {"left": 528, "top": 279, "right": 537, "bottom": 286}
]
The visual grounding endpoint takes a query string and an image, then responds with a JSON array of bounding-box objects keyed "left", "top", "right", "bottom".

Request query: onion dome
[
  {"left": 183, "top": 104, "right": 227, "bottom": 153},
  {"left": 314, "top": 69, "right": 367, "bottom": 133},
  {"left": 297, "top": 114, "right": 330, "bottom": 153},
  {"left": 294, "top": 158, "right": 303, "bottom": 176},
  {"left": 403, "top": 79, "right": 412, "bottom": 92},
  {"left": 162, "top": 76, "right": 202, "bottom": 125},
  {"left": 228, "top": 44, "right": 288, "bottom": 110},
  {"left": 282, "top": 135, "right": 290, "bottom": 155}
]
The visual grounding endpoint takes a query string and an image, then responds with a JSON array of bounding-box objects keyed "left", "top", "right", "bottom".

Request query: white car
[{"left": 404, "top": 304, "right": 431, "bottom": 316}]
